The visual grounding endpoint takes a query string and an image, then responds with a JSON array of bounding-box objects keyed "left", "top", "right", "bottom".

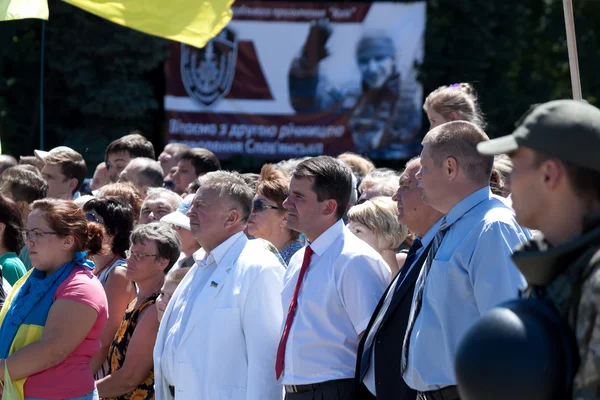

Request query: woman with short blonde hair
[{"left": 347, "top": 196, "right": 408, "bottom": 277}]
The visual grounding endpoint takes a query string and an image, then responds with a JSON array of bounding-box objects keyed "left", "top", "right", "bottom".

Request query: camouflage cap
[{"left": 477, "top": 100, "right": 600, "bottom": 173}]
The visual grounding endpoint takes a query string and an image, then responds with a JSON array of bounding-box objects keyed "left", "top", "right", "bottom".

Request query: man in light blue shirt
[{"left": 402, "top": 121, "right": 530, "bottom": 400}]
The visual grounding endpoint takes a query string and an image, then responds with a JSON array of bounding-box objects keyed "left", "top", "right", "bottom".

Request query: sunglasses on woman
[{"left": 252, "top": 199, "right": 281, "bottom": 213}]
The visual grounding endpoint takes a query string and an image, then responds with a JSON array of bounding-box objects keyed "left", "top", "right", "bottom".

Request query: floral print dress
[{"left": 105, "top": 294, "right": 158, "bottom": 400}]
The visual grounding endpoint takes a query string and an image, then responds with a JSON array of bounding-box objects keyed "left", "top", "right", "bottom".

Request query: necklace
[{"left": 93, "top": 254, "right": 120, "bottom": 277}]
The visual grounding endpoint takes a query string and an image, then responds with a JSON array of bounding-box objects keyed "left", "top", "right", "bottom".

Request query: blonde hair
[
  {"left": 358, "top": 168, "right": 400, "bottom": 197},
  {"left": 337, "top": 152, "right": 375, "bottom": 178},
  {"left": 347, "top": 196, "right": 408, "bottom": 250},
  {"left": 423, "top": 83, "right": 486, "bottom": 129},
  {"left": 166, "top": 267, "right": 190, "bottom": 284}
]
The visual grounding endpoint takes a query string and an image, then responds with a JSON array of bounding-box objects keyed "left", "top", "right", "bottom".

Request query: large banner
[{"left": 165, "top": 1, "right": 426, "bottom": 160}]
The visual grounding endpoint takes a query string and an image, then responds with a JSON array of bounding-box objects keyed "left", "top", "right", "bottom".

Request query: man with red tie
[{"left": 278, "top": 156, "right": 390, "bottom": 399}]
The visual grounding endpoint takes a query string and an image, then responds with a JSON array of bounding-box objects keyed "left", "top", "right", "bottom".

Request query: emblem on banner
[{"left": 181, "top": 27, "right": 238, "bottom": 107}]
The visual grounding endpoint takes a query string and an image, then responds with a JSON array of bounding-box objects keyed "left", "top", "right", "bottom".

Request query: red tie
[{"left": 275, "top": 245, "right": 314, "bottom": 380}]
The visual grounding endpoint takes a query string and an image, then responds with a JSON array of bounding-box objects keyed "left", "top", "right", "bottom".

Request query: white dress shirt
[
  {"left": 281, "top": 219, "right": 390, "bottom": 384},
  {"left": 403, "top": 187, "right": 530, "bottom": 391},
  {"left": 363, "top": 218, "right": 443, "bottom": 395},
  {"left": 161, "top": 234, "right": 238, "bottom": 386}
]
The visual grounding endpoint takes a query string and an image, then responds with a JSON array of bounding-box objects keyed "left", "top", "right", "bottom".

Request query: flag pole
[
  {"left": 40, "top": 20, "right": 46, "bottom": 150},
  {"left": 562, "top": 0, "right": 582, "bottom": 101}
]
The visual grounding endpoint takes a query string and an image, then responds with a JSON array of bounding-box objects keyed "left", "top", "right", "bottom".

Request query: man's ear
[
  {"left": 444, "top": 156, "right": 459, "bottom": 180},
  {"left": 68, "top": 178, "right": 79, "bottom": 195},
  {"left": 323, "top": 199, "right": 338, "bottom": 218},
  {"left": 541, "top": 159, "right": 564, "bottom": 191},
  {"left": 224, "top": 208, "right": 242, "bottom": 229}
]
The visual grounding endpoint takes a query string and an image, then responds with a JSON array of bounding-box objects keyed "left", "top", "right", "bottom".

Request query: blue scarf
[{"left": 0, "top": 252, "right": 94, "bottom": 358}]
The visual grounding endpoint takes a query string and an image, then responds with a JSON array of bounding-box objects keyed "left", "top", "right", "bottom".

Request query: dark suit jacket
[{"left": 354, "top": 246, "right": 431, "bottom": 400}]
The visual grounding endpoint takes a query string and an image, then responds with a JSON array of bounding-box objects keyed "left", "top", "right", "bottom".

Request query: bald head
[{"left": 422, "top": 121, "right": 493, "bottom": 185}]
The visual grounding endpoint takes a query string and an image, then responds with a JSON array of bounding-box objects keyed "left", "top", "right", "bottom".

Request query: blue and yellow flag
[
  {"left": 63, "top": 0, "right": 234, "bottom": 49},
  {"left": 0, "top": 0, "right": 48, "bottom": 21}
]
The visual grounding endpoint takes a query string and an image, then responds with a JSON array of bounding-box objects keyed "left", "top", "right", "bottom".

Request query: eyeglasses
[
  {"left": 22, "top": 229, "right": 58, "bottom": 242},
  {"left": 125, "top": 250, "right": 159, "bottom": 262},
  {"left": 252, "top": 199, "right": 281, "bottom": 213}
]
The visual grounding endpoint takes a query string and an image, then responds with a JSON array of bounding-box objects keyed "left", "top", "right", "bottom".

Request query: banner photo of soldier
[
  {"left": 0, "top": 0, "right": 48, "bottom": 21},
  {"left": 164, "top": 1, "right": 426, "bottom": 160}
]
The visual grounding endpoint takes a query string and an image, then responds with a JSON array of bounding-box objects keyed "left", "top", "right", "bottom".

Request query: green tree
[
  {"left": 0, "top": 0, "right": 169, "bottom": 170},
  {"left": 419, "top": 0, "right": 600, "bottom": 139}
]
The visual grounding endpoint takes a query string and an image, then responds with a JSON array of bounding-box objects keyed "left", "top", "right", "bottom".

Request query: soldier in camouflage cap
[{"left": 477, "top": 99, "right": 600, "bottom": 399}]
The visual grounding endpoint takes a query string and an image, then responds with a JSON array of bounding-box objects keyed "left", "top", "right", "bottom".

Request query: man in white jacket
[{"left": 154, "top": 171, "right": 285, "bottom": 400}]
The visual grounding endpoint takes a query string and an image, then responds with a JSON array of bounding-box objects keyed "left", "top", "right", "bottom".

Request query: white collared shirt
[
  {"left": 161, "top": 232, "right": 244, "bottom": 386},
  {"left": 281, "top": 219, "right": 390, "bottom": 384}
]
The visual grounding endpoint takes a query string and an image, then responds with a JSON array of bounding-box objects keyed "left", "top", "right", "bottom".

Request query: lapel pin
[{"left": 210, "top": 281, "right": 218, "bottom": 288}]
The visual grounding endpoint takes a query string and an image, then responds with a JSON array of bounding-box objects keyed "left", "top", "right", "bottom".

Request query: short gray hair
[
  {"left": 359, "top": 168, "right": 400, "bottom": 197},
  {"left": 422, "top": 121, "right": 493, "bottom": 185},
  {"left": 275, "top": 157, "right": 311, "bottom": 179},
  {"left": 198, "top": 171, "right": 254, "bottom": 222},
  {"left": 145, "top": 187, "right": 182, "bottom": 208},
  {"left": 130, "top": 222, "right": 181, "bottom": 274},
  {"left": 127, "top": 157, "right": 164, "bottom": 189}
]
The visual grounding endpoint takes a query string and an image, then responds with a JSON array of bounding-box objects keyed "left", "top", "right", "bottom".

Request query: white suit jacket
[{"left": 154, "top": 233, "right": 285, "bottom": 400}]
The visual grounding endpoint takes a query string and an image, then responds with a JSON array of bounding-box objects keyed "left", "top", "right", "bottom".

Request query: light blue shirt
[
  {"left": 403, "top": 187, "right": 530, "bottom": 392},
  {"left": 364, "top": 217, "right": 443, "bottom": 395}
]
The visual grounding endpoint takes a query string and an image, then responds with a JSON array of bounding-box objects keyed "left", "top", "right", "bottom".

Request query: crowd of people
[{"left": 0, "top": 82, "right": 597, "bottom": 400}]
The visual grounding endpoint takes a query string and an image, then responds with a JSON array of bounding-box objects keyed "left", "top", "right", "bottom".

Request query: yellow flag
[
  {"left": 64, "top": 0, "right": 234, "bottom": 49},
  {"left": 0, "top": 0, "right": 49, "bottom": 21}
]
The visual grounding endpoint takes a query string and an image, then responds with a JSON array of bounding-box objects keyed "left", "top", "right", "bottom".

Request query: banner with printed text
[{"left": 164, "top": 1, "right": 426, "bottom": 160}]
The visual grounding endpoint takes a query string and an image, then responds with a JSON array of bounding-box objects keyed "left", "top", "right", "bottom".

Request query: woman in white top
[{"left": 83, "top": 197, "right": 137, "bottom": 379}]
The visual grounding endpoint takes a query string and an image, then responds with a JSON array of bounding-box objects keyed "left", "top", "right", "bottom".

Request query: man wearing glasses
[{"left": 154, "top": 171, "right": 285, "bottom": 400}]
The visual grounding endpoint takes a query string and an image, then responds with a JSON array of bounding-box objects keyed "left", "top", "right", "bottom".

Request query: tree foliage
[
  {"left": 420, "top": 0, "right": 600, "bottom": 139},
  {"left": 0, "top": 0, "right": 168, "bottom": 169}
]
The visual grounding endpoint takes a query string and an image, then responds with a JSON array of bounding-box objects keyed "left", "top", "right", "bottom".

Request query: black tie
[
  {"left": 359, "top": 238, "right": 423, "bottom": 380},
  {"left": 401, "top": 217, "right": 449, "bottom": 374},
  {"left": 394, "top": 238, "right": 422, "bottom": 292}
]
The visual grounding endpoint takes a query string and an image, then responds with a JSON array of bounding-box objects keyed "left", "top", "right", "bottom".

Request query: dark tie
[
  {"left": 401, "top": 217, "right": 449, "bottom": 374},
  {"left": 359, "top": 238, "right": 423, "bottom": 381},
  {"left": 275, "top": 245, "right": 314, "bottom": 380},
  {"left": 394, "top": 238, "right": 423, "bottom": 292}
]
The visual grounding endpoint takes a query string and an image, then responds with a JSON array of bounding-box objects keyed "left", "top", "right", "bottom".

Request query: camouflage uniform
[{"left": 515, "top": 213, "right": 600, "bottom": 399}]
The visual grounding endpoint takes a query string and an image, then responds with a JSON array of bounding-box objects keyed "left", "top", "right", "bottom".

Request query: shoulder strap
[{"left": 568, "top": 247, "right": 600, "bottom": 329}]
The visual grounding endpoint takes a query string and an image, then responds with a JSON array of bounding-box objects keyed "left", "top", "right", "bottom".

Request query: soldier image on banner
[{"left": 288, "top": 18, "right": 421, "bottom": 159}]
